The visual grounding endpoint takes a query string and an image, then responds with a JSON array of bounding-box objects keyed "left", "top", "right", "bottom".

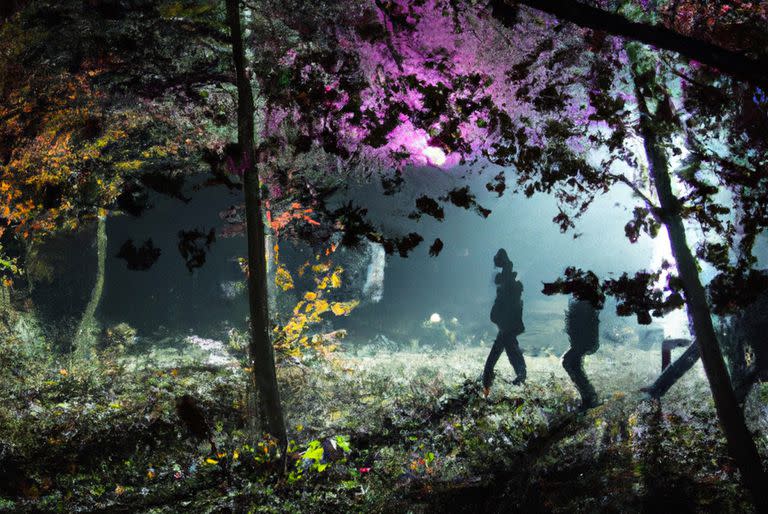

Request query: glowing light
[
  {"left": 422, "top": 145, "right": 447, "bottom": 167},
  {"left": 429, "top": 313, "right": 442, "bottom": 323}
]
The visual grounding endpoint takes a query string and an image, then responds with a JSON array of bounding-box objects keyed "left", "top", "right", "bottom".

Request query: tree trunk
[
  {"left": 646, "top": 331, "right": 759, "bottom": 403},
  {"left": 74, "top": 214, "right": 107, "bottom": 359},
  {"left": 646, "top": 340, "right": 699, "bottom": 398},
  {"left": 225, "top": 0, "right": 287, "bottom": 444},
  {"left": 631, "top": 52, "right": 767, "bottom": 510},
  {"left": 0, "top": 281, "right": 9, "bottom": 311}
]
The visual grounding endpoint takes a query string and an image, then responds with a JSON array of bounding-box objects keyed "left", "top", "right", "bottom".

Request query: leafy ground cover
[{"left": 1, "top": 335, "right": 765, "bottom": 513}]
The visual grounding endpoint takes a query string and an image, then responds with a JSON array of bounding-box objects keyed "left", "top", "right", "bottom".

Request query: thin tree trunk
[
  {"left": 0, "top": 280, "right": 10, "bottom": 334},
  {"left": 0, "top": 281, "right": 9, "bottom": 310},
  {"left": 645, "top": 340, "right": 699, "bottom": 398},
  {"left": 648, "top": 334, "right": 759, "bottom": 403},
  {"left": 225, "top": 0, "right": 287, "bottom": 444},
  {"left": 631, "top": 53, "right": 767, "bottom": 510},
  {"left": 74, "top": 214, "right": 106, "bottom": 359}
]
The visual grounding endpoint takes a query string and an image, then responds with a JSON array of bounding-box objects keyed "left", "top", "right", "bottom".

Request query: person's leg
[
  {"left": 483, "top": 332, "right": 505, "bottom": 390},
  {"left": 503, "top": 334, "right": 527, "bottom": 385},
  {"left": 562, "top": 348, "right": 598, "bottom": 408}
]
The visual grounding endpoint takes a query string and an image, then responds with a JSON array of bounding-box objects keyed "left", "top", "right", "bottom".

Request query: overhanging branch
[{"left": 489, "top": 0, "right": 768, "bottom": 88}]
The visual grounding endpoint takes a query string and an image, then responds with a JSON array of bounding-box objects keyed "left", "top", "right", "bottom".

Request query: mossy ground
[{"left": 1, "top": 337, "right": 765, "bottom": 513}]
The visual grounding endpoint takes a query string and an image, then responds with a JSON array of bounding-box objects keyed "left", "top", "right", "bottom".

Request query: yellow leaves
[
  {"left": 146, "top": 469, "right": 156, "bottom": 480},
  {"left": 59, "top": 368, "right": 68, "bottom": 377},
  {"left": 205, "top": 458, "right": 219, "bottom": 465},
  {"left": 114, "top": 485, "right": 125, "bottom": 496},
  {"left": 314, "top": 299, "right": 330, "bottom": 315},
  {"left": 301, "top": 297, "right": 330, "bottom": 316},
  {"left": 316, "top": 268, "right": 344, "bottom": 290},
  {"left": 330, "top": 270, "right": 342, "bottom": 288},
  {"left": 275, "top": 267, "right": 294, "bottom": 291},
  {"left": 94, "top": 128, "right": 127, "bottom": 149},
  {"left": 0, "top": 73, "right": 143, "bottom": 238},
  {"left": 114, "top": 159, "right": 143, "bottom": 172},
  {"left": 273, "top": 246, "right": 358, "bottom": 360},
  {"left": 312, "top": 263, "right": 330, "bottom": 274},
  {"left": 140, "top": 144, "right": 176, "bottom": 159},
  {"left": 330, "top": 301, "right": 359, "bottom": 316}
]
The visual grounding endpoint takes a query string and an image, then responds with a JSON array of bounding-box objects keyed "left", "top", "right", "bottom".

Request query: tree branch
[
  {"left": 489, "top": 0, "right": 768, "bottom": 88},
  {"left": 609, "top": 173, "right": 661, "bottom": 216}
]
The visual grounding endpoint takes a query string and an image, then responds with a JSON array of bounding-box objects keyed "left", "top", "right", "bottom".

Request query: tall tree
[
  {"left": 225, "top": 0, "right": 287, "bottom": 444},
  {"left": 628, "top": 42, "right": 767, "bottom": 510}
]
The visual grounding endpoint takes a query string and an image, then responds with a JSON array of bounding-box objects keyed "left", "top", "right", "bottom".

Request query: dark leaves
[
  {"left": 544, "top": 267, "right": 687, "bottom": 324},
  {"left": 440, "top": 186, "right": 491, "bottom": 218},
  {"left": 428, "top": 238, "right": 443, "bottom": 257},
  {"left": 115, "top": 239, "right": 161, "bottom": 271},
  {"left": 412, "top": 195, "right": 444, "bottom": 221},
  {"left": 603, "top": 271, "right": 684, "bottom": 325},
  {"left": 381, "top": 232, "right": 424, "bottom": 258},
  {"left": 485, "top": 171, "right": 506, "bottom": 197},
  {"left": 708, "top": 269, "right": 768, "bottom": 315},
  {"left": 695, "top": 242, "right": 730, "bottom": 271},
  {"left": 381, "top": 172, "right": 404, "bottom": 196},
  {"left": 542, "top": 267, "right": 605, "bottom": 309},
  {"left": 624, "top": 206, "right": 660, "bottom": 243},
  {"left": 177, "top": 228, "right": 216, "bottom": 273},
  {"left": 552, "top": 209, "right": 575, "bottom": 233},
  {"left": 331, "top": 202, "right": 375, "bottom": 247}
]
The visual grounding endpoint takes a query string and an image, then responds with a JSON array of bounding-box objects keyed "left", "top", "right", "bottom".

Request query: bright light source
[
  {"left": 429, "top": 313, "right": 442, "bottom": 323},
  {"left": 422, "top": 145, "right": 447, "bottom": 167}
]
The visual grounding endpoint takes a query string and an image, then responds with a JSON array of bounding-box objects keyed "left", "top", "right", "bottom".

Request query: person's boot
[{"left": 482, "top": 370, "right": 494, "bottom": 397}]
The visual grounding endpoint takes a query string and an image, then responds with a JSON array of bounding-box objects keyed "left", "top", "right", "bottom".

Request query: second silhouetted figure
[
  {"left": 483, "top": 248, "right": 526, "bottom": 396},
  {"left": 562, "top": 299, "right": 600, "bottom": 409}
]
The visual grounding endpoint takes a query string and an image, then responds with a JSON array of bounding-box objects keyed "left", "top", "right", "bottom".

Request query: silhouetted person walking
[
  {"left": 483, "top": 249, "right": 526, "bottom": 396},
  {"left": 562, "top": 299, "right": 600, "bottom": 409}
]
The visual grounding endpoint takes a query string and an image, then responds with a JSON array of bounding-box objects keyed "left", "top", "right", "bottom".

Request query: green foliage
[
  {"left": 101, "top": 323, "right": 138, "bottom": 352},
  {"left": 0, "top": 324, "right": 758, "bottom": 513},
  {"left": 0, "top": 245, "right": 19, "bottom": 278},
  {"left": 288, "top": 435, "right": 352, "bottom": 482}
]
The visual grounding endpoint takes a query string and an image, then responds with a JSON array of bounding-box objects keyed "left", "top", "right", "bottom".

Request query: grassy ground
[{"left": 1, "top": 333, "right": 765, "bottom": 513}]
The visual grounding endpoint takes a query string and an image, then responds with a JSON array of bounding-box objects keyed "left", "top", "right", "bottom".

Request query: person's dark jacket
[{"left": 491, "top": 268, "right": 525, "bottom": 335}]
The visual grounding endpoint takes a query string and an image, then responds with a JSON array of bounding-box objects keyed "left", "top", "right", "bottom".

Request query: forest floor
[{"left": 1, "top": 334, "right": 766, "bottom": 513}]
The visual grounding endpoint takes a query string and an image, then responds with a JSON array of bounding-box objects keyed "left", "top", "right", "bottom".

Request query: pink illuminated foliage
[
  {"left": 249, "top": 0, "right": 767, "bottom": 279},
  {"left": 251, "top": 0, "right": 622, "bottom": 246}
]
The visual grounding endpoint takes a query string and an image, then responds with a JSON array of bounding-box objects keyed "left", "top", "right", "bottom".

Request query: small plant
[
  {"left": 101, "top": 323, "right": 137, "bottom": 353},
  {"left": 288, "top": 435, "right": 351, "bottom": 482}
]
